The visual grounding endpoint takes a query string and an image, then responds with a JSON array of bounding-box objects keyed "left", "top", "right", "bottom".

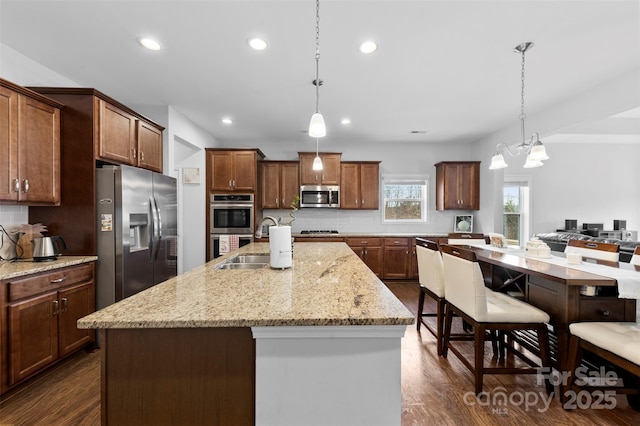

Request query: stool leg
[
  {"left": 436, "top": 298, "right": 445, "bottom": 356},
  {"left": 536, "top": 324, "right": 553, "bottom": 396},
  {"left": 563, "top": 335, "right": 582, "bottom": 408},
  {"left": 443, "top": 304, "right": 454, "bottom": 358},
  {"left": 417, "top": 287, "right": 426, "bottom": 331},
  {"left": 474, "top": 323, "right": 486, "bottom": 395}
]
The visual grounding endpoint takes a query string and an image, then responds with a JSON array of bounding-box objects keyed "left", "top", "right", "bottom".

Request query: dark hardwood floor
[{"left": 1, "top": 281, "right": 639, "bottom": 425}]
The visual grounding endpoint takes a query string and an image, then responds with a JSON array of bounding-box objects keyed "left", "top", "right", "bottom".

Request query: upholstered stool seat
[
  {"left": 565, "top": 322, "right": 640, "bottom": 410},
  {"left": 570, "top": 322, "right": 640, "bottom": 365}
]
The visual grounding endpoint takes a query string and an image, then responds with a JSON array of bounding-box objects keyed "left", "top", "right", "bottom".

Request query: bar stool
[
  {"left": 440, "top": 244, "right": 553, "bottom": 395},
  {"left": 630, "top": 246, "right": 640, "bottom": 266}
]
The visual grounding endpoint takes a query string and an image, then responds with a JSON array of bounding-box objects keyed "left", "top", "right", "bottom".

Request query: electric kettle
[{"left": 32, "top": 236, "right": 67, "bottom": 262}]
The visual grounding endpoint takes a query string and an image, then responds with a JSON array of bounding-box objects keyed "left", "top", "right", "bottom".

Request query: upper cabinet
[
  {"left": 29, "top": 87, "right": 165, "bottom": 173},
  {"left": 207, "top": 149, "right": 265, "bottom": 193},
  {"left": 0, "top": 79, "right": 62, "bottom": 205},
  {"left": 434, "top": 161, "right": 480, "bottom": 210},
  {"left": 260, "top": 161, "right": 300, "bottom": 209},
  {"left": 298, "top": 152, "right": 341, "bottom": 185},
  {"left": 97, "top": 99, "right": 163, "bottom": 172},
  {"left": 340, "top": 162, "right": 380, "bottom": 209}
]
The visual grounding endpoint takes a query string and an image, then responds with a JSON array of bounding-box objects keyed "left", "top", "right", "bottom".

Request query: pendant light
[
  {"left": 490, "top": 42, "right": 549, "bottom": 170},
  {"left": 308, "top": 0, "right": 326, "bottom": 138},
  {"left": 312, "top": 138, "right": 323, "bottom": 170}
]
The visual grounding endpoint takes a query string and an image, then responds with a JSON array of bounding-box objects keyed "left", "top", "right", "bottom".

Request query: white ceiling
[{"left": 1, "top": 0, "right": 639, "bottom": 147}]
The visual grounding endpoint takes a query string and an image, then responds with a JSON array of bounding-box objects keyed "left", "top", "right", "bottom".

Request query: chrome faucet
[{"left": 254, "top": 216, "right": 280, "bottom": 238}]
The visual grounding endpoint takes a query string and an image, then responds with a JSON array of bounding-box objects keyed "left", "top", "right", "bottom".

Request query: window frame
[{"left": 382, "top": 176, "right": 429, "bottom": 223}]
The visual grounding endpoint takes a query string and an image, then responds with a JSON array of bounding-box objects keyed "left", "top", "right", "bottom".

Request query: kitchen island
[{"left": 78, "top": 242, "right": 414, "bottom": 425}]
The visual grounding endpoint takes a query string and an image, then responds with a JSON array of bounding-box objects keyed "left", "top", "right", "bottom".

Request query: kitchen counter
[
  {"left": 81, "top": 242, "right": 413, "bottom": 425},
  {"left": 78, "top": 242, "right": 413, "bottom": 329},
  {"left": 0, "top": 256, "right": 98, "bottom": 280}
]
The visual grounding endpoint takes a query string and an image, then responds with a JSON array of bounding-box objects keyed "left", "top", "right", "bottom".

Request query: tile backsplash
[{"left": 0, "top": 205, "right": 29, "bottom": 228}]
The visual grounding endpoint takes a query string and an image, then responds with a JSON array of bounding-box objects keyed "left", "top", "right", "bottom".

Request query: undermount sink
[
  {"left": 230, "top": 254, "right": 270, "bottom": 264},
  {"left": 215, "top": 253, "right": 270, "bottom": 270},
  {"left": 217, "top": 262, "right": 267, "bottom": 270}
]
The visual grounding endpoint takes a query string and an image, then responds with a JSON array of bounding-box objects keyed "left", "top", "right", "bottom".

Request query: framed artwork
[
  {"left": 454, "top": 215, "right": 473, "bottom": 232},
  {"left": 182, "top": 167, "right": 200, "bottom": 184}
]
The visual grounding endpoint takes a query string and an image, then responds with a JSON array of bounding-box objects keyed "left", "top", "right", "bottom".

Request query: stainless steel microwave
[{"left": 299, "top": 185, "right": 340, "bottom": 208}]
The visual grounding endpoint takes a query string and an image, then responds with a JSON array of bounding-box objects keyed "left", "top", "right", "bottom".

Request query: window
[
  {"left": 503, "top": 177, "right": 530, "bottom": 247},
  {"left": 383, "top": 179, "right": 428, "bottom": 222}
]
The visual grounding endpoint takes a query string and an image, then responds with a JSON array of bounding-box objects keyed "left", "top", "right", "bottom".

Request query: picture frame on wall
[{"left": 454, "top": 215, "right": 473, "bottom": 232}]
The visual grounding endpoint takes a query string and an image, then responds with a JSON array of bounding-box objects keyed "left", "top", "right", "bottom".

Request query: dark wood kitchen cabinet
[
  {"left": 434, "top": 161, "right": 480, "bottom": 210},
  {"left": 98, "top": 100, "right": 163, "bottom": 172},
  {"left": 0, "top": 78, "right": 62, "bottom": 205},
  {"left": 298, "top": 152, "right": 341, "bottom": 185},
  {"left": 207, "top": 149, "right": 265, "bottom": 192},
  {"left": 347, "top": 237, "right": 383, "bottom": 277},
  {"left": 27, "top": 87, "right": 165, "bottom": 255},
  {"left": 260, "top": 161, "right": 299, "bottom": 209},
  {"left": 1, "top": 262, "right": 95, "bottom": 394},
  {"left": 383, "top": 238, "right": 412, "bottom": 279},
  {"left": 340, "top": 162, "right": 380, "bottom": 209}
]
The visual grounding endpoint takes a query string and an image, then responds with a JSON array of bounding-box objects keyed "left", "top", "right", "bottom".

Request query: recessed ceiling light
[
  {"left": 222, "top": 118, "right": 233, "bottom": 125},
  {"left": 138, "top": 37, "right": 163, "bottom": 51},
  {"left": 247, "top": 38, "right": 268, "bottom": 51},
  {"left": 340, "top": 118, "right": 351, "bottom": 125},
  {"left": 359, "top": 41, "right": 377, "bottom": 54}
]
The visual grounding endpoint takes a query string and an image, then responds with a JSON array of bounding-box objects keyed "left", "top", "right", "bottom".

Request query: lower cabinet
[
  {"left": 382, "top": 238, "right": 412, "bottom": 279},
  {"left": 346, "top": 238, "right": 383, "bottom": 277},
  {"left": 1, "top": 262, "right": 95, "bottom": 393}
]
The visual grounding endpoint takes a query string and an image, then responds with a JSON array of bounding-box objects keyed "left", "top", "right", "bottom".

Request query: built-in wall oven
[{"left": 209, "top": 194, "right": 254, "bottom": 260}]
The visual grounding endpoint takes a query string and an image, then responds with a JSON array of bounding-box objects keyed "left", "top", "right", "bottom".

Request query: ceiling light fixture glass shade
[
  {"left": 138, "top": 37, "right": 162, "bottom": 51},
  {"left": 247, "top": 38, "right": 268, "bottom": 51},
  {"left": 308, "top": 0, "right": 326, "bottom": 139},
  {"left": 359, "top": 41, "right": 378, "bottom": 54},
  {"left": 489, "top": 42, "right": 550, "bottom": 170},
  {"left": 312, "top": 138, "right": 323, "bottom": 170},
  {"left": 309, "top": 112, "right": 326, "bottom": 138}
]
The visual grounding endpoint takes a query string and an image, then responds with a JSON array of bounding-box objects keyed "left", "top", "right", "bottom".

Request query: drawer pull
[
  {"left": 61, "top": 298, "right": 68, "bottom": 313},
  {"left": 53, "top": 300, "right": 59, "bottom": 315},
  {"left": 598, "top": 309, "right": 610, "bottom": 317},
  {"left": 50, "top": 277, "right": 67, "bottom": 283}
]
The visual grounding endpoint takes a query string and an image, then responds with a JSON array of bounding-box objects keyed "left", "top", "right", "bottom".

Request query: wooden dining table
[{"left": 460, "top": 245, "right": 638, "bottom": 372}]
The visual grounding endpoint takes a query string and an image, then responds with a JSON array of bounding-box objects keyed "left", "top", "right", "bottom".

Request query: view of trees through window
[
  {"left": 503, "top": 185, "right": 521, "bottom": 246},
  {"left": 384, "top": 182, "right": 426, "bottom": 221}
]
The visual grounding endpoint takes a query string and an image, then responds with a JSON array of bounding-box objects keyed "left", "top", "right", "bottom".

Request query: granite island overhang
[{"left": 78, "top": 242, "right": 414, "bottom": 425}]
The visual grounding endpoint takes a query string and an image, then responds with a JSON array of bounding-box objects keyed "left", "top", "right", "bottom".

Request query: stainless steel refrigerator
[{"left": 96, "top": 165, "right": 177, "bottom": 310}]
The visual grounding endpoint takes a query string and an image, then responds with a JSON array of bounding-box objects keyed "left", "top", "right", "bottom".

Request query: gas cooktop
[{"left": 300, "top": 230, "right": 339, "bottom": 234}]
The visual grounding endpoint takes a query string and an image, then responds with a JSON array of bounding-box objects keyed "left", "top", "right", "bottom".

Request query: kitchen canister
[{"left": 269, "top": 225, "right": 292, "bottom": 269}]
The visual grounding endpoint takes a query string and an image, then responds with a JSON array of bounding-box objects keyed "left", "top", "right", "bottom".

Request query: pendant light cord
[
  {"left": 519, "top": 47, "right": 527, "bottom": 144},
  {"left": 315, "top": 0, "right": 321, "bottom": 113}
]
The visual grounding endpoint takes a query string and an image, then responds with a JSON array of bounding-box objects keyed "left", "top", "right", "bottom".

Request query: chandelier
[{"left": 489, "top": 42, "right": 549, "bottom": 170}]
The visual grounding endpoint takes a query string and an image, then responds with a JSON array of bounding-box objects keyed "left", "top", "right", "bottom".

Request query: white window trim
[
  {"left": 381, "top": 175, "right": 429, "bottom": 223},
  {"left": 504, "top": 174, "right": 533, "bottom": 248}
]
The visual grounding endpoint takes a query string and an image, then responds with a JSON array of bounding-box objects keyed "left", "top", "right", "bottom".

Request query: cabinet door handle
[
  {"left": 276, "top": 198, "right": 279, "bottom": 207},
  {"left": 599, "top": 309, "right": 610, "bottom": 317},
  {"left": 53, "top": 300, "right": 59, "bottom": 316},
  {"left": 22, "top": 179, "right": 29, "bottom": 193},
  {"left": 232, "top": 180, "right": 236, "bottom": 188},
  {"left": 361, "top": 199, "right": 364, "bottom": 206},
  {"left": 13, "top": 178, "right": 20, "bottom": 193},
  {"left": 50, "top": 277, "right": 66, "bottom": 283},
  {"left": 132, "top": 148, "right": 137, "bottom": 159},
  {"left": 140, "top": 151, "right": 145, "bottom": 161},
  {"left": 61, "top": 298, "right": 68, "bottom": 313}
]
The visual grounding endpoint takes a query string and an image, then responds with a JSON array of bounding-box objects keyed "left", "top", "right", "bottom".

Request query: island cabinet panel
[
  {"left": 434, "top": 161, "right": 480, "bottom": 210},
  {"left": 299, "top": 152, "right": 341, "bottom": 185},
  {"left": 383, "top": 238, "right": 411, "bottom": 279},
  {"left": 340, "top": 162, "right": 379, "bottom": 209},
  {"left": 347, "top": 237, "right": 383, "bottom": 277},
  {"left": 0, "top": 79, "right": 62, "bottom": 205},
  {"left": 207, "top": 148, "right": 264, "bottom": 192},
  {"left": 1, "top": 262, "right": 96, "bottom": 393},
  {"left": 102, "top": 327, "right": 255, "bottom": 426},
  {"left": 260, "top": 161, "right": 299, "bottom": 209}
]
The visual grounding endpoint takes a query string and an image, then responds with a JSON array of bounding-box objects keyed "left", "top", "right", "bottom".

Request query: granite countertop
[
  {"left": 0, "top": 256, "right": 98, "bottom": 280},
  {"left": 78, "top": 242, "right": 414, "bottom": 329},
  {"left": 256, "top": 232, "right": 449, "bottom": 239}
]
